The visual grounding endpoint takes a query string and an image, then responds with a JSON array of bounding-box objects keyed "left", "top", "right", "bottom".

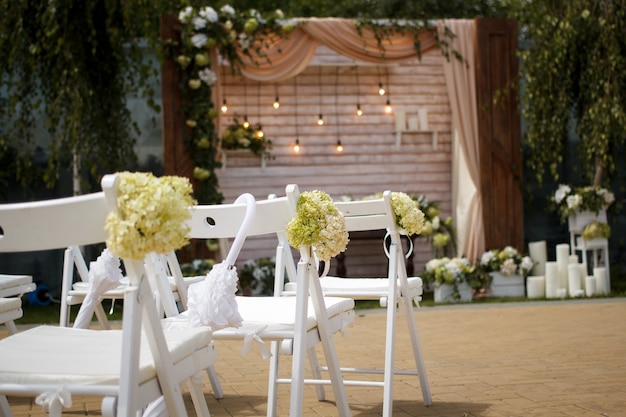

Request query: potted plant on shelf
[
  {"left": 549, "top": 184, "right": 614, "bottom": 224},
  {"left": 422, "top": 256, "right": 482, "bottom": 303},
  {"left": 477, "top": 246, "right": 534, "bottom": 297}
]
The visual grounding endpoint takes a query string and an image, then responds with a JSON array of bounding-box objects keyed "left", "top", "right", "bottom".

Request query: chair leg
[
  {"left": 266, "top": 340, "right": 280, "bottom": 417},
  {"left": 307, "top": 347, "right": 326, "bottom": 401},
  {"left": 187, "top": 376, "right": 211, "bottom": 417},
  {"left": 402, "top": 296, "right": 432, "bottom": 406},
  {"left": 205, "top": 365, "right": 223, "bottom": 400},
  {"left": 0, "top": 395, "right": 14, "bottom": 417}
]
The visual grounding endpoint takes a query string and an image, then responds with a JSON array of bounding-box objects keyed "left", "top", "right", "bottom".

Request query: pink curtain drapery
[{"left": 437, "top": 19, "right": 485, "bottom": 261}]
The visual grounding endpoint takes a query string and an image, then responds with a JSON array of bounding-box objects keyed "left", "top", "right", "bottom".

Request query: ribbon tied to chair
[{"left": 35, "top": 386, "right": 72, "bottom": 417}]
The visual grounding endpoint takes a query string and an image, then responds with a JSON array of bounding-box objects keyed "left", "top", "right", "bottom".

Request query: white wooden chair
[
  {"left": 282, "top": 190, "right": 432, "bottom": 415},
  {"left": 0, "top": 274, "right": 35, "bottom": 335},
  {"left": 158, "top": 187, "right": 355, "bottom": 417},
  {"left": 0, "top": 174, "right": 215, "bottom": 417},
  {"left": 568, "top": 209, "right": 610, "bottom": 279}
]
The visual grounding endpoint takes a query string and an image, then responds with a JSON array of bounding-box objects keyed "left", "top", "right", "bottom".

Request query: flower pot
[
  {"left": 490, "top": 272, "right": 525, "bottom": 297},
  {"left": 434, "top": 282, "right": 472, "bottom": 303}
]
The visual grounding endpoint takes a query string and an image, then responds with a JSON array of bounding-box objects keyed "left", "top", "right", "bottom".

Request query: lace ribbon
[
  {"left": 35, "top": 387, "right": 72, "bottom": 417},
  {"left": 240, "top": 326, "right": 271, "bottom": 359}
]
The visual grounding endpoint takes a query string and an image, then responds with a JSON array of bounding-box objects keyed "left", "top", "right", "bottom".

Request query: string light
[
  {"left": 243, "top": 78, "right": 249, "bottom": 127},
  {"left": 334, "top": 67, "right": 343, "bottom": 152},
  {"left": 385, "top": 99, "right": 393, "bottom": 114},
  {"left": 377, "top": 67, "right": 386, "bottom": 96},
  {"left": 317, "top": 67, "right": 324, "bottom": 125},
  {"left": 336, "top": 140, "right": 343, "bottom": 152},
  {"left": 243, "top": 115, "right": 250, "bottom": 128},
  {"left": 293, "top": 76, "right": 301, "bottom": 153},
  {"left": 384, "top": 68, "right": 393, "bottom": 113},
  {"left": 355, "top": 66, "right": 363, "bottom": 116},
  {"left": 256, "top": 82, "right": 263, "bottom": 138},
  {"left": 220, "top": 99, "right": 228, "bottom": 113},
  {"left": 273, "top": 84, "right": 280, "bottom": 109}
]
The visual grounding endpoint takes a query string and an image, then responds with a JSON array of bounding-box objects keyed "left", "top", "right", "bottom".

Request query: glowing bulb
[
  {"left": 220, "top": 99, "right": 228, "bottom": 113},
  {"left": 293, "top": 139, "right": 300, "bottom": 153},
  {"left": 385, "top": 99, "right": 392, "bottom": 114},
  {"left": 273, "top": 96, "right": 280, "bottom": 109},
  {"left": 256, "top": 129, "right": 264, "bottom": 138},
  {"left": 317, "top": 114, "right": 324, "bottom": 126},
  {"left": 243, "top": 116, "right": 249, "bottom": 128},
  {"left": 356, "top": 103, "right": 362, "bottom": 116},
  {"left": 336, "top": 140, "right": 343, "bottom": 152},
  {"left": 378, "top": 82, "right": 385, "bottom": 96}
]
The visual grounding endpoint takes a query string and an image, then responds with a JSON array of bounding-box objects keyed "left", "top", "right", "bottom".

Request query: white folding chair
[
  {"left": 158, "top": 187, "right": 355, "bottom": 417},
  {"left": 568, "top": 209, "right": 610, "bottom": 280},
  {"left": 0, "top": 174, "right": 215, "bottom": 417},
  {"left": 283, "top": 190, "right": 432, "bottom": 415},
  {"left": 0, "top": 274, "right": 35, "bottom": 335}
]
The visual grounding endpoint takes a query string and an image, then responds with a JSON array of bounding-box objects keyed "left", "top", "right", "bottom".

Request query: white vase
[
  {"left": 490, "top": 271, "right": 525, "bottom": 297},
  {"left": 434, "top": 282, "right": 472, "bottom": 303}
]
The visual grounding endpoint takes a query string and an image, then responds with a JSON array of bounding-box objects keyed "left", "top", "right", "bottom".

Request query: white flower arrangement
[
  {"left": 105, "top": 172, "right": 197, "bottom": 260},
  {"left": 286, "top": 190, "right": 349, "bottom": 262},
  {"left": 550, "top": 184, "right": 614, "bottom": 223},
  {"left": 479, "top": 246, "right": 534, "bottom": 277}
]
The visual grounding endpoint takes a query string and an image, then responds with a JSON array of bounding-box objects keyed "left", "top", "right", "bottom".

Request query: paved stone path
[{"left": 3, "top": 298, "right": 626, "bottom": 416}]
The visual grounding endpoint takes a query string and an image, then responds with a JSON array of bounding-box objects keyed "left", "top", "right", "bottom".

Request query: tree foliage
[
  {"left": 0, "top": 0, "right": 178, "bottom": 192},
  {"left": 510, "top": 0, "right": 626, "bottom": 185}
]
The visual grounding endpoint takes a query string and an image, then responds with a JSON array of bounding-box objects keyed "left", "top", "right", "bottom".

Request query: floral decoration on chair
[
  {"left": 389, "top": 192, "right": 426, "bottom": 236},
  {"left": 550, "top": 184, "right": 615, "bottom": 223},
  {"left": 286, "top": 190, "right": 349, "bottom": 262},
  {"left": 105, "top": 172, "right": 197, "bottom": 260},
  {"left": 581, "top": 220, "right": 611, "bottom": 241},
  {"left": 478, "top": 246, "right": 534, "bottom": 278}
]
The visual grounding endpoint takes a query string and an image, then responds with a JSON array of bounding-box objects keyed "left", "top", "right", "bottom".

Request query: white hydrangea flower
[
  {"left": 220, "top": 5, "right": 235, "bottom": 16},
  {"left": 566, "top": 194, "right": 582, "bottom": 210},
  {"left": 192, "top": 16, "right": 206, "bottom": 30},
  {"left": 554, "top": 184, "right": 571, "bottom": 203},
  {"left": 191, "top": 33, "right": 208, "bottom": 48},
  {"left": 481, "top": 251, "right": 495, "bottom": 265},
  {"left": 198, "top": 68, "right": 217, "bottom": 86},
  {"left": 238, "top": 33, "right": 252, "bottom": 50},
  {"left": 178, "top": 7, "right": 193, "bottom": 23},
  {"left": 520, "top": 256, "right": 534, "bottom": 272},
  {"left": 199, "top": 7, "right": 218, "bottom": 23}
]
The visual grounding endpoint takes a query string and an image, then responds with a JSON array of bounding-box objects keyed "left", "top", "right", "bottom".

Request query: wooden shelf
[
  {"left": 220, "top": 150, "right": 266, "bottom": 170},
  {"left": 393, "top": 130, "right": 438, "bottom": 150}
]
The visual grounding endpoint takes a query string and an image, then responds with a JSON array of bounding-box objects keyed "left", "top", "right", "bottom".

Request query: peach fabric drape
[
  {"left": 437, "top": 19, "right": 485, "bottom": 261},
  {"left": 239, "top": 18, "right": 437, "bottom": 81}
]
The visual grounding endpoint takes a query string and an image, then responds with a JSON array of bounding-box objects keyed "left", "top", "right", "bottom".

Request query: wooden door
[{"left": 475, "top": 18, "right": 524, "bottom": 251}]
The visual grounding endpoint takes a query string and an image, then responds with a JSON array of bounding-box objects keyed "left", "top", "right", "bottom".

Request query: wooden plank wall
[{"left": 217, "top": 45, "right": 452, "bottom": 277}]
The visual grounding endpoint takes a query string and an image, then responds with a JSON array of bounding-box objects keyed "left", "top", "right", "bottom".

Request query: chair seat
[
  {"left": 0, "top": 325, "right": 214, "bottom": 386},
  {"left": 70, "top": 275, "right": 204, "bottom": 298},
  {"left": 284, "top": 276, "right": 423, "bottom": 300},
  {"left": 0, "top": 274, "right": 35, "bottom": 298},
  {"left": 163, "top": 296, "right": 355, "bottom": 341},
  {"left": 0, "top": 297, "right": 21, "bottom": 313}
]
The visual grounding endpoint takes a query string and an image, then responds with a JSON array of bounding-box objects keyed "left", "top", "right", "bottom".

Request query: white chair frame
[
  {"left": 158, "top": 186, "right": 354, "bottom": 417},
  {"left": 282, "top": 190, "right": 432, "bottom": 416},
  {"left": 0, "top": 174, "right": 215, "bottom": 417},
  {"left": 0, "top": 274, "right": 35, "bottom": 335}
]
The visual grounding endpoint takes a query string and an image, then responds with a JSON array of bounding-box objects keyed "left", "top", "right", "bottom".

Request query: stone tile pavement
[{"left": 3, "top": 298, "right": 626, "bottom": 416}]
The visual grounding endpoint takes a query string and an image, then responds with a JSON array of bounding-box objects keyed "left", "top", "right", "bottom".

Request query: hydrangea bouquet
[
  {"left": 550, "top": 184, "right": 614, "bottom": 223},
  {"left": 422, "top": 256, "right": 482, "bottom": 300},
  {"left": 479, "top": 246, "right": 534, "bottom": 278},
  {"left": 286, "top": 190, "right": 349, "bottom": 262},
  {"left": 389, "top": 192, "right": 426, "bottom": 236},
  {"left": 105, "top": 172, "right": 197, "bottom": 260}
]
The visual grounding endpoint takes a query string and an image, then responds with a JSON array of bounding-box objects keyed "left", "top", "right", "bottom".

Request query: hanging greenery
[
  {"left": 0, "top": 1, "right": 177, "bottom": 193},
  {"left": 510, "top": 0, "right": 626, "bottom": 185}
]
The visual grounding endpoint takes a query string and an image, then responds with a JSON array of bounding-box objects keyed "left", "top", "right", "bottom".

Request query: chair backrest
[{"left": 0, "top": 193, "right": 109, "bottom": 253}]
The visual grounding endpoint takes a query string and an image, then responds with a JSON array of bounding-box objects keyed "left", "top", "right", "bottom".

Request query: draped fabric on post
[
  {"left": 238, "top": 18, "right": 438, "bottom": 82},
  {"left": 437, "top": 19, "right": 485, "bottom": 261}
]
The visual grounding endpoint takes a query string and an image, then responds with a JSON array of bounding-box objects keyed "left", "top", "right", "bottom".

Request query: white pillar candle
[
  {"left": 578, "top": 264, "right": 588, "bottom": 291},
  {"left": 569, "top": 255, "right": 579, "bottom": 264},
  {"left": 545, "top": 261, "right": 559, "bottom": 298},
  {"left": 585, "top": 275, "right": 596, "bottom": 297},
  {"left": 528, "top": 241, "right": 547, "bottom": 276},
  {"left": 567, "top": 263, "right": 581, "bottom": 297},
  {"left": 395, "top": 110, "right": 406, "bottom": 131},
  {"left": 408, "top": 117, "right": 419, "bottom": 131},
  {"left": 418, "top": 108, "right": 429, "bottom": 130},
  {"left": 556, "top": 244, "right": 570, "bottom": 290},
  {"left": 556, "top": 288, "right": 567, "bottom": 299},
  {"left": 594, "top": 267, "right": 608, "bottom": 295},
  {"left": 526, "top": 276, "right": 545, "bottom": 299}
]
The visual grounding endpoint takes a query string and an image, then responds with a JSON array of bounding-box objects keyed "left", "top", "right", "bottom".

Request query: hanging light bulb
[
  {"left": 243, "top": 115, "right": 249, "bottom": 128},
  {"left": 336, "top": 139, "right": 343, "bottom": 152},
  {"left": 317, "top": 114, "right": 324, "bottom": 126},
  {"left": 385, "top": 99, "right": 393, "bottom": 114},
  {"left": 378, "top": 82, "right": 386, "bottom": 96},
  {"left": 256, "top": 128, "right": 264, "bottom": 138},
  {"left": 273, "top": 95, "right": 280, "bottom": 109},
  {"left": 293, "top": 138, "right": 300, "bottom": 153},
  {"left": 220, "top": 99, "right": 228, "bottom": 113},
  {"left": 356, "top": 103, "right": 363, "bottom": 116}
]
